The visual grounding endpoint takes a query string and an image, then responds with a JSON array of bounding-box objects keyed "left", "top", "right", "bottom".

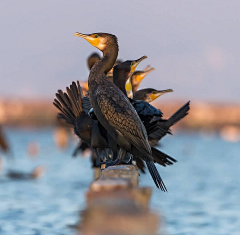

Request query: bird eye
[
  {"left": 94, "top": 35, "right": 98, "bottom": 38},
  {"left": 131, "top": 62, "right": 134, "bottom": 65}
]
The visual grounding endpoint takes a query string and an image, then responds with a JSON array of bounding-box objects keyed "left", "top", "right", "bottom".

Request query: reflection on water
[{"left": 0, "top": 128, "right": 240, "bottom": 234}]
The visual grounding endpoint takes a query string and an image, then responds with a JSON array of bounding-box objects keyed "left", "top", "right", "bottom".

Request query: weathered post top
[{"left": 80, "top": 164, "right": 160, "bottom": 235}]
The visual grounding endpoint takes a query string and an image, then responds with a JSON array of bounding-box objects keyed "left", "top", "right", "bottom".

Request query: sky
[{"left": 0, "top": 0, "right": 240, "bottom": 102}]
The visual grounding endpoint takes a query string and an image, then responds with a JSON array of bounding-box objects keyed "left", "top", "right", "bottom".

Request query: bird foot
[{"left": 100, "top": 157, "right": 121, "bottom": 168}]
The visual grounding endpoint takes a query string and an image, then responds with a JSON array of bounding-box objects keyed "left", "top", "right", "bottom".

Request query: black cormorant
[
  {"left": 7, "top": 166, "right": 45, "bottom": 180},
  {"left": 74, "top": 32, "right": 167, "bottom": 191}
]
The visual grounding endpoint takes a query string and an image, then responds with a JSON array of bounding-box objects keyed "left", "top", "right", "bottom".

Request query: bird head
[
  {"left": 129, "top": 56, "right": 148, "bottom": 74},
  {"left": 123, "top": 56, "right": 147, "bottom": 98},
  {"left": 74, "top": 32, "right": 117, "bottom": 51},
  {"left": 87, "top": 52, "right": 101, "bottom": 70}
]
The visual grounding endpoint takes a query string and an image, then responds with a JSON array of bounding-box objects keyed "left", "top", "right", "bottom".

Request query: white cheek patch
[
  {"left": 97, "top": 37, "right": 107, "bottom": 50},
  {"left": 97, "top": 42, "right": 106, "bottom": 50}
]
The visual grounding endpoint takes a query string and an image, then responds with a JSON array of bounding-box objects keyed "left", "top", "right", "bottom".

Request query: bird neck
[
  {"left": 99, "top": 44, "right": 118, "bottom": 75},
  {"left": 130, "top": 76, "right": 139, "bottom": 94},
  {"left": 132, "top": 83, "right": 138, "bottom": 95},
  {"left": 113, "top": 69, "right": 129, "bottom": 96}
]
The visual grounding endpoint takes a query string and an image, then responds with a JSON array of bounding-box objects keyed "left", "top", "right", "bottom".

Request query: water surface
[{"left": 0, "top": 129, "right": 239, "bottom": 235}]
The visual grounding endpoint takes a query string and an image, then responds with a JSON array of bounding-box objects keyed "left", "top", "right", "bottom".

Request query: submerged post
[{"left": 79, "top": 164, "right": 160, "bottom": 235}]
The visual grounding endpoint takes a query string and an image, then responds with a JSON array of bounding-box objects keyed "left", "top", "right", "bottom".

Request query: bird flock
[{"left": 53, "top": 32, "right": 190, "bottom": 191}]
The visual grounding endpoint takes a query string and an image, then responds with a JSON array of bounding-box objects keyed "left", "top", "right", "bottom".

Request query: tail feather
[
  {"left": 146, "top": 160, "right": 167, "bottom": 192},
  {"left": 147, "top": 101, "right": 190, "bottom": 141},
  {"left": 66, "top": 87, "right": 80, "bottom": 115},
  {"left": 167, "top": 101, "right": 190, "bottom": 127},
  {"left": 53, "top": 98, "right": 75, "bottom": 123},
  {"left": 58, "top": 90, "right": 75, "bottom": 116},
  {"left": 53, "top": 81, "right": 84, "bottom": 127},
  {"left": 70, "top": 83, "right": 81, "bottom": 113},
  {"left": 77, "top": 81, "right": 84, "bottom": 99},
  {"left": 151, "top": 147, "right": 177, "bottom": 167},
  {"left": 55, "top": 92, "right": 76, "bottom": 119},
  {"left": 71, "top": 82, "right": 80, "bottom": 100}
]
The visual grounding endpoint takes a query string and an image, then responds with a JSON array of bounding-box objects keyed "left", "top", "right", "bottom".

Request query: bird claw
[{"left": 100, "top": 158, "right": 120, "bottom": 168}]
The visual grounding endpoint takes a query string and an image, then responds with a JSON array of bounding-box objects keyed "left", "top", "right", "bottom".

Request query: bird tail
[
  {"left": 53, "top": 81, "right": 84, "bottom": 126},
  {"left": 147, "top": 101, "right": 190, "bottom": 140},
  {"left": 146, "top": 160, "right": 167, "bottom": 192},
  {"left": 167, "top": 101, "right": 190, "bottom": 127},
  {"left": 151, "top": 147, "right": 177, "bottom": 167}
]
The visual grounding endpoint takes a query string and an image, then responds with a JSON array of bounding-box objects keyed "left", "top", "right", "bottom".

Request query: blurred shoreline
[{"left": 0, "top": 99, "right": 240, "bottom": 132}]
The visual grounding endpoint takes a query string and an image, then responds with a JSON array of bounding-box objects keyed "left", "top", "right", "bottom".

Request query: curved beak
[
  {"left": 131, "top": 55, "right": 147, "bottom": 73},
  {"left": 144, "top": 67, "right": 155, "bottom": 75},
  {"left": 136, "top": 67, "right": 155, "bottom": 82},
  {"left": 151, "top": 89, "right": 173, "bottom": 101},
  {"left": 74, "top": 32, "right": 97, "bottom": 46},
  {"left": 157, "top": 89, "right": 173, "bottom": 94},
  {"left": 74, "top": 32, "right": 89, "bottom": 39},
  {"left": 74, "top": 32, "right": 96, "bottom": 44},
  {"left": 135, "top": 55, "right": 147, "bottom": 67},
  {"left": 143, "top": 65, "right": 151, "bottom": 72}
]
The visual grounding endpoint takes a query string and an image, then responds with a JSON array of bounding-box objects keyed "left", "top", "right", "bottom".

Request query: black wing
[{"left": 96, "top": 85, "right": 151, "bottom": 154}]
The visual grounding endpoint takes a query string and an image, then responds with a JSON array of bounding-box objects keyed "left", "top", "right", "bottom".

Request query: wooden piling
[{"left": 80, "top": 165, "right": 160, "bottom": 235}]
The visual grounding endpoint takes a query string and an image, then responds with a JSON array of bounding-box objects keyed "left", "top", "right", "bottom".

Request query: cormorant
[
  {"left": 133, "top": 88, "right": 173, "bottom": 103},
  {"left": 7, "top": 166, "right": 45, "bottom": 180},
  {"left": 74, "top": 32, "right": 167, "bottom": 191}
]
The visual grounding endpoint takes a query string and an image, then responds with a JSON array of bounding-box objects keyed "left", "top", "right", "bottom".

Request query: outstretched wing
[{"left": 96, "top": 85, "right": 151, "bottom": 154}]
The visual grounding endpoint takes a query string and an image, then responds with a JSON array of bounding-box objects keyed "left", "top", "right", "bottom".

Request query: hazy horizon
[{"left": 1, "top": 0, "right": 240, "bottom": 102}]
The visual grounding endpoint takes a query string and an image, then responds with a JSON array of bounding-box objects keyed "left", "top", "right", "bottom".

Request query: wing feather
[{"left": 96, "top": 86, "right": 151, "bottom": 154}]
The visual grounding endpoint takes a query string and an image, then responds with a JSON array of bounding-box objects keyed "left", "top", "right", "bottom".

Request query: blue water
[{"left": 0, "top": 128, "right": 240, "bottom": 235}]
